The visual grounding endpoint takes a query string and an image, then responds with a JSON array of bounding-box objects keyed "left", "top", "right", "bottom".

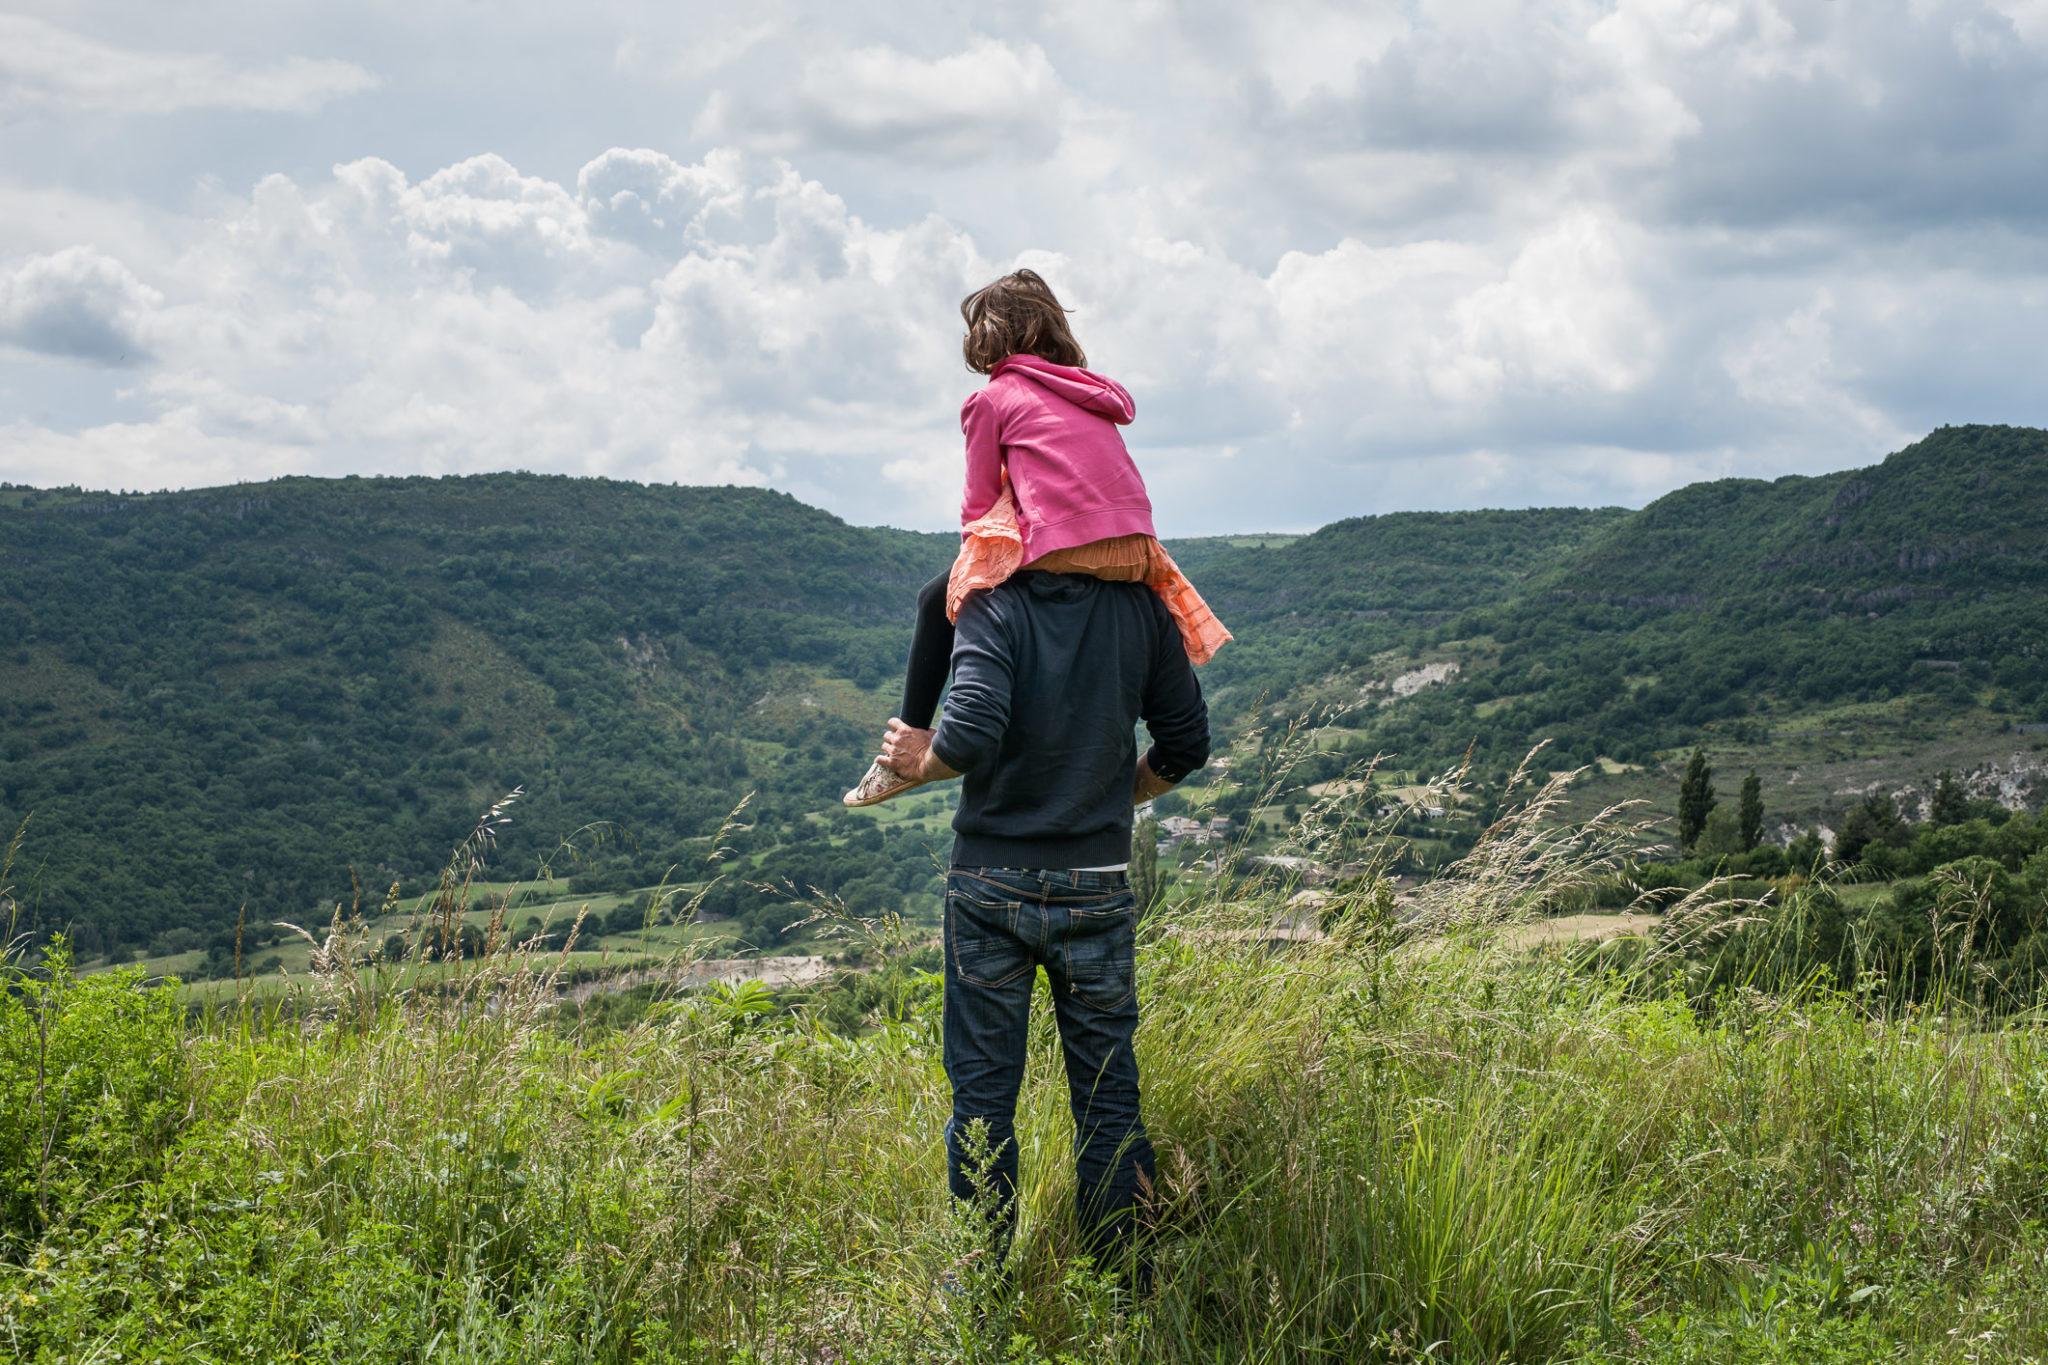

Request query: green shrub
[{"left": 0, "top": 942, "right": 188, "bottom": 1244}]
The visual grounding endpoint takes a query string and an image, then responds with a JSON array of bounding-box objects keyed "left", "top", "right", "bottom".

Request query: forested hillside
[
  {"left": 2, "top": 424, "right": 2044, "bottom": 952},
  {"left": 1348, "top": 424, "right": 2048, "bottom": 777},
  {"left": 1179, "top": 506, "right": 1629, "bottom": 716},
  {"left": 0, "top": 476, "right": 954, "bottom": 951}
]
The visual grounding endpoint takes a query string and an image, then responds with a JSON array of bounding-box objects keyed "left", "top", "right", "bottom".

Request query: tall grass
[{"left": 3, "top": 736, "right": 2047, "bottom": 1362}]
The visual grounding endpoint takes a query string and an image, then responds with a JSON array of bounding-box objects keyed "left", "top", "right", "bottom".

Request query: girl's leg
[{"left": 899, "top": 571, "right": 954, "bottom": 728}]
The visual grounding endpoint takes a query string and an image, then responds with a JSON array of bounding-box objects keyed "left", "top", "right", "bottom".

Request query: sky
[{"left": 1, "top": 0, "right": 2045, "bottom": 535}]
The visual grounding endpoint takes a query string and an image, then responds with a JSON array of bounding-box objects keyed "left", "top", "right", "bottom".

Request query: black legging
[{"left": 900, "top": 572, "right": 953, "bottom": 728}]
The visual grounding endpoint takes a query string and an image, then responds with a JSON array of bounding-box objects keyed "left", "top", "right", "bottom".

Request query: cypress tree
[
  {"left": 1737, "top": 768, "right": 1763, "bottom": 851},
  {"left": 1678, "top": 746, "right": 1716, "bottom": 852},
  {"left": 1131, "top": 813, "right": 1160, "bottom": 913},
  {"left": 1930, "top": 770, "right": 1970, "bottom": 826}
]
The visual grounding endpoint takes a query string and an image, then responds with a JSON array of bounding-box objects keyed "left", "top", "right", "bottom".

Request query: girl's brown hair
[{"left": 960, "top": 269, "right": 1085, "bottom": 374}]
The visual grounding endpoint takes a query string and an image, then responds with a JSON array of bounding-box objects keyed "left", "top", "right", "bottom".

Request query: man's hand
[
  {"left": 1133, "top": 754, "right": 1177, "bottom": 807},
  {"left": 882, "top": 718, "right": 962, "bottom": 783}
]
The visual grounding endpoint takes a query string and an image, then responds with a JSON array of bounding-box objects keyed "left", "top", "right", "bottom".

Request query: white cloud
[
  {"left": 1245, "top": 2, "right": 1405, "bottom": 104},
  {"left": 2, "top": 1, "right": 2047, "bottom": 531},
  {"left": 613, "top": 17, "right": 782, "bottom": 81},
  {"left": 0, "top": 14, "right": 377, "bottom": 117},
  {"left": 1986, "top": 0, "right": 2048, "bottom": 43},
  {"left": 697, "top": 39, "right": 1066, "bottom": 163},
  {"left": 0, "top": 411, "right": 300, "bottom": 491},
  {"left": 1261, "top": 235, "right": 1487, "bottom": 413},
  {"left": 0, "top": 150, "right": 994, "bottom": 509},
  {"left": 1434, "top": 213, "right": 1658, "bottom": 403},
  {"left": 577, "top": 148, "right": 751, "bottom": 253},
  {"left": 1588, "top": 0, "right": 2048, "bottom": 227},
  {"left": 0, "top": 246, "right": 162, "bottom": 364}
]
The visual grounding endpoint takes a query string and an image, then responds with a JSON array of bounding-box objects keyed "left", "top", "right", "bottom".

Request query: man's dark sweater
[{"left": 929, "top": 571, "right": 1211, "bottom": 869}]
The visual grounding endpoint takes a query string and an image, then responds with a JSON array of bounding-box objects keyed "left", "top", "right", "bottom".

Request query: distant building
[{"left": 1157, "top": 815, "right": 1211, "bottom": 847}]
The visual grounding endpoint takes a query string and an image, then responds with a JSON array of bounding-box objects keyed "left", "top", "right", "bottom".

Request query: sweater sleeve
[
  {"left": 928, "top": 594, "right": 1013, "bottom": 775},
  {"left": 1139, "top": 602, "right": 1210, "bottom": 783},
  {"left": 959, "top": 389, "right": 1005, "bottom": 525}
]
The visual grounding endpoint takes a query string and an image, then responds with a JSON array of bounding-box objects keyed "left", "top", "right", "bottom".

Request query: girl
[{"left": 844, "top": 269, "right": 1231, "bottom": 806}]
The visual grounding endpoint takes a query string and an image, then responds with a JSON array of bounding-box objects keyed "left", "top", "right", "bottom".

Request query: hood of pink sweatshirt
[
  {"left": 959, "top": 353, "right": 1154, "bottom": 563},
  {"left": 992, "top": 355, "right": 1136, "bottom": 425}
]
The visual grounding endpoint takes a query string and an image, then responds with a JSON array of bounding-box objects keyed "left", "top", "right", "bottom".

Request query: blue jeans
[{"left": 942, "top": 866, "right": 1155, "bottom": 1269}]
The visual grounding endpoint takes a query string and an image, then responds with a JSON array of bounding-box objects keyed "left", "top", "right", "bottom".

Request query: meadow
[{"left": 5, "top": 755, "right": 2048, "bottom": 1364}]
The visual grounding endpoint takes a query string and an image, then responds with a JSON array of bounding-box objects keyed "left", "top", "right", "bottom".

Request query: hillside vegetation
[
  {"left": 0, "top": 476, "right": 953, "bottom": 952},
  {"left": 1208, "top": 424, "right": 2048, "bottom": 776},
  {"left": 3, "top": 425, "right": 2046, "bottom": 955}
]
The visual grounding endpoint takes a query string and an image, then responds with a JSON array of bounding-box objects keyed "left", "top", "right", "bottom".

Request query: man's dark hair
[{"left": 960, "top": 269, "right": 1085, "bottom": 374}]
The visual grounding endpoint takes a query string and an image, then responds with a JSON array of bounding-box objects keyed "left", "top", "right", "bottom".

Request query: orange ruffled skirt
[{"left": 946, "top": 485, "right": 1232, "bottom": 666}]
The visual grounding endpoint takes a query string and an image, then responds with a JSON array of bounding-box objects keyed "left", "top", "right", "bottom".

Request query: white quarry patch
[
  {"left": 1381, "top": 661, "right": 1461, "bottom": 704},
  {"left": 1829, "top": 754, "right": 2047, "bottom": 814},
  {"left": 1985, "top": 752, "right": 2048, "bottom": 809}
]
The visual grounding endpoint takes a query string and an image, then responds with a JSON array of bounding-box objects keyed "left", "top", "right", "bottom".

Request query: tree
[
  {"left": 1130, "top": 814, "right": 1160, "bottom": 913},
  {"left": 66, "top": 923, "right": 105, "bottom": 960},
  {"left": 1834, "top": 792, "right": 1911, "bottom": 864},
  {"left": 1787, "top": 827, "right": 1826, "bottom": 871},
  {"left": 1696, "top": 806, "right": 1746, "bottom": 858},
  {"left": 1678, "top": 746, "right": 1717, "bottom": 852},
  {"left": 1737, "top": 768, "right": 1764, "bottom": 852},
  {"left": 1930, "top": 770, "right": 1970, "bottom": 827}
]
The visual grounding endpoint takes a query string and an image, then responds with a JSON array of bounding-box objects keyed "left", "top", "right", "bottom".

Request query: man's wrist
[
  {"left": 920, "top": 733, "right": 964, "bottom": 782},
  {"left": 1133, "top": 755, "right": 1176, "bottom": 805}
]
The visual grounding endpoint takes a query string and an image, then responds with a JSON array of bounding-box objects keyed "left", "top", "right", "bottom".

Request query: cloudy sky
[{"left": 2, "top": 0, "right": 2045, "bottom": 534}]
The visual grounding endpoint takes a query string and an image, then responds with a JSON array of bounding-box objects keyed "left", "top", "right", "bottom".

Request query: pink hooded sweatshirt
[{"left": 959, "top": 354, "right": 1156, "bottom": 565}]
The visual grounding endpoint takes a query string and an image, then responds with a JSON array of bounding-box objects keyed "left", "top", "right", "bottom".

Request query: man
[{"left": 879, "top": 567, "right": 1211, "bottom": 1275}]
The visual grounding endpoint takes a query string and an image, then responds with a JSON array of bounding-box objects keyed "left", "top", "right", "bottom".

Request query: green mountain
[
  {"left": 0, "top": 475, "right": 953, "bottom": 953},
  {"left": 3, "top": 424, "right": 2045, "bottom": 953},
  {"left": 1358, "top": 425, "right": 2048, "bottom": 770},
  {"left": 1174, "top": 507, "right": 1631, "bottom": 720},
  {"left": 1554, "top": 424, "right": 2048, "bottom": 603},
  {"left": 1187, "top": 425, "right": 2048, "bottom": 854}
]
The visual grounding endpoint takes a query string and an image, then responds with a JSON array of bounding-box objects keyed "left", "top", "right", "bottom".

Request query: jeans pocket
[
  {"left": 1069, "top": 888, "right": 1136, "bottom": 919},
  {"left": 1066, "top": 912, "right": 1136, "bottom": 1012},
  {"left": 947, "top": 891, "right": 1032, "bottom": 990}
]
